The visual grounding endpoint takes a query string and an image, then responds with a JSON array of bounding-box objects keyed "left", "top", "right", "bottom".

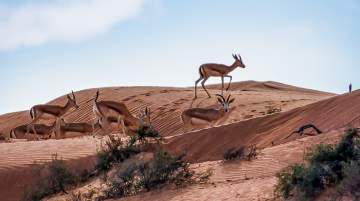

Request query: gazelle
[
  {"left": 105, "top": 107, "right": 151, "bottom": 135},
  {"left": 55, "top": 118, "right": 102, "bottom": 138},
  {"left": 181, "top": 94, "right": 235, "bottom": 130},
  {"left": 194, "top": 54, "right": 245, "bottom": 98},
  {"left": 10, "top": 121, "right": 57, "bottom": 139},
  {"left": 91, "top": 90, "right": 151, "bottom": 135},
  {"left": 28, "top": 91, "right": 79, "bottom": 134}
]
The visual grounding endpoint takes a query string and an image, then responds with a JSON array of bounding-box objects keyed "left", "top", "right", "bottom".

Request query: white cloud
[{"left": 0, "top": 0, "right": 145, "bottom": 50}]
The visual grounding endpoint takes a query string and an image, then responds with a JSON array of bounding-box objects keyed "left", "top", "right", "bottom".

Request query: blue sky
[{"left": 0, "top": 0, "right": 359, "bottom": 115}]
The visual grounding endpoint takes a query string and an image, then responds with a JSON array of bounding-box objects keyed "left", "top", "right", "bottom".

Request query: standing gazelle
[
  {"left": 91, "top": 90, "right": 151, "bottom": 135},
  {"left": 181, "top": 94, "right": 235, "bottom": 131},
  {"left": 28, "top": 91, "right": 79, "bottom": 128},
  {"left": 28, "top": 91, "right": 79, "bottom": 134},
  {"left": 195, "top": 54, "right": 245, "bottom": 98}
]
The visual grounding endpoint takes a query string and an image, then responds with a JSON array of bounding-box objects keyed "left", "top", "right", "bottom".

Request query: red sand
[{"left": 0, "top": 81, "right": 339, "bottom": 201}]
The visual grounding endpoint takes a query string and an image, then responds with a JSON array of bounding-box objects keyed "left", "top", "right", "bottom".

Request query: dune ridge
[{"left": 0, "top": 81, "right": 336, "bottom": 201}]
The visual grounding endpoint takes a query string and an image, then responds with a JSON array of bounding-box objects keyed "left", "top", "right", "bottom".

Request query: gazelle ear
[
  {"left": 71, "top": 90, "right": 75, "bottom": 99},
  {"left": 226, "top": 94, "right": 231, "bottom": 102},
  {"left": 215, "top": 94, "right": 225, "bottom": 102},
  {"left": 229, "top": 98, "right": 235, "bottom": 104}
]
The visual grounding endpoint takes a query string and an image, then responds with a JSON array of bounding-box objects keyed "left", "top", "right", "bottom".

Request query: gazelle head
[
  {"left": 67, "top": 91, "right": 79, "bottom": 109},
  {"left": 232, "top": 54, "right": 245, "bottom": 68},
  {"left": 216, "top": 94, "right": 235, "bottom": 112},
  {"left": 138, "top": 107, "right": 151, "bottom": 126},
  {"left": 94, "top": 90, "right": 100, "bottom": 102},
  {"left": 86, "top": 90, "right": 100, "bottom": 104}
]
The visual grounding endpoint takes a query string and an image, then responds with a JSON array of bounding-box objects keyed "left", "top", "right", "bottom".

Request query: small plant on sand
[
  {"left": 223, "top": 145, "right": 257, "bottom": 161},
  {"left": 96, "top": 126, "right": 162, "bottom": 172},
  {"left": 275, "top": 128, "right": 360, "bottom": 200},
  {"left": 95, "top": 126, "right": 199, "bottom": 199},
  {"left": 335, "top": 160, "right": 360, "bottom": 200},
  {"left": 22, "top": 154, "right": 76, "bottom": 201},
  {"left": 104, "top": 150, "right": 194, "bottom": 198},
  {"left": 135, "top": 125, "right": 161, "bottom": 144},
  {"left": 266, "top": 105, "right": 281, "bottom": 115},
  {"left": 223, "top": 146, "right": 245, "bottom": 161},
  {"left": 96, "top": 135, "right": 140, "bottom": 172}
]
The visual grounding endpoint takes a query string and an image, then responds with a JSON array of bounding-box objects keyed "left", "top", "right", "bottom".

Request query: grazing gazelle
[
  {"left": 105, "top": 107, "right": 152, "bottom": 135},
  {"left": 91, "top": 90, "right": 151, "bottom": 135},
  {"left": 55, "top": 118, "right": 102, "bottom": 138},
  {"left": 182, "top": 94, "right": 235, "bottom": 131},
  {"left": 28, "top": 91, "right": 79, "bottom": 134},
  {"left": 10, "top": 121, "right": 57, "bottom": 139},
  {"left": 194, "top": 54, "right": 245, "bottom": 98}
]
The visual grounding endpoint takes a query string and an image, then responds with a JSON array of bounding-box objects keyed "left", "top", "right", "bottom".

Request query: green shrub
[
  {"left": 138, "top": 150, "right": 192, "bottom": 191},
  {"left": 105, "top": 161, "right": 142, "bottom": 198},
  {"left": 96, "top": 126, "right": 163, "bottom": 172},
  {"left": 337, "top": 161, "right": 360, "bottom": 199},
  {"left": 22, "top": 155, "right": 76, "bottom": 201},
  {"left": 96, "top": 135, "right": 140, "bottom": 171},
  {"left": 135, "top": 126, "right": 161, "bottom": 143},
  {"left": 275, "top": 128, "right": 360, "bottom": 200},
  {"left": 275, "top": 164, "right": 306, "bottom": 198},
  {"left": 105, "top": 150, "right": 193, "bottom": 198}
]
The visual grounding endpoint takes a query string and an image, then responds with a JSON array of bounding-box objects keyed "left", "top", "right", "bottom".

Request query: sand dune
[
  {"left": 113, "top": 129, "right": 345, "bottom": 201},
  {"left": 163, "top": 90, "right": 360, "bottom": 162},
  {"left": 0, "top": 81, "right": 332, "bottom": 139},
  {"left": 48, "top": 128, "right": 345, "bottom": 201},
  {"left": 0, "top": 81, "right": 336, "bottom": 201}
]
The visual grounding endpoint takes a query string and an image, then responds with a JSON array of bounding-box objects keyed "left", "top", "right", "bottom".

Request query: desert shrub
[
  {"left": 223, "top": 146, "right": 245, "bottom": 161},
  {"left": 105, "top": 150, "right": 193, "bottom": 198},
  {"left": 275, "top": 128, "right": 360, "bottom": 200},
  {"left": 138, "top": 150, "right": 192, "bottom": 190},
  {"left": 22, "top": 155, "right": 76, "bottom": 201},
  {"left": 105, "top": 161, "right": 142, "bottom": 198},
  {"left": 275, "top": 164, "right": 306, "bottom": 198},
  {"left": 337, "top": 161, "right": 360, "bottom": 199},
  {"left": 223, "top": 145, "right": 257, "bottom": 161},
  {"left": 96, "top": 126, "right": 163, "bottom": 172},
  {"left": 96, "top": 135, "right": 140, "bottom": 172},
  {"left": 135, "top": 125, "right": 161, "bottom": 143},
  {"left": 266, "top": 106, "right": 281, "bottom": 115}
]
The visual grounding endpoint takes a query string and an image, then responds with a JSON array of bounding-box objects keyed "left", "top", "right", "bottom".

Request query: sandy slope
[
  {"left": 47, "top": 129, "right": 345, "bottom": 201},
  {"left": 0, "top": 81, "right": 332, "bottom": 138},
  {"left": 0, "top": 81, "right": 335, "bottom": 201},
  {"left": 112, "top": 129, "right": 345, "bottom": 201},
  {"left": 163, "top": 90, "right": 360, "bottom": 162}
]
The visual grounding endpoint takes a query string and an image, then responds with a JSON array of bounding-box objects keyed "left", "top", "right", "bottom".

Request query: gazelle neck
[
  {"left": 227, "top": 61, "right": 238, "bottom": 73},
  {"left": 61, "top": 100, "right": 72, "bottom": 115}
]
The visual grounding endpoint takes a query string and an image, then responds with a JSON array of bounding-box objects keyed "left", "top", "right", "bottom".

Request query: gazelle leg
[
  {"left": 116, "top": 116, "right": 126, "bottom": 135},
  {"left": 221, "top": 76, "right": 224, "bottom": 96},
  {"left": 225, "top": 75, "right": 232, "bottom": 91},
  {"left": 201, "top": 77, "right": 211, "bottom": 98},
  {"left": 194, "top": 77, "right": 203, "bottom": 99},
  {"left": 121, "top": 119, "right": 126, "bottom": 135},
  {"left": 28, "top": 115, "right": 40, "bottom": 135}
]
